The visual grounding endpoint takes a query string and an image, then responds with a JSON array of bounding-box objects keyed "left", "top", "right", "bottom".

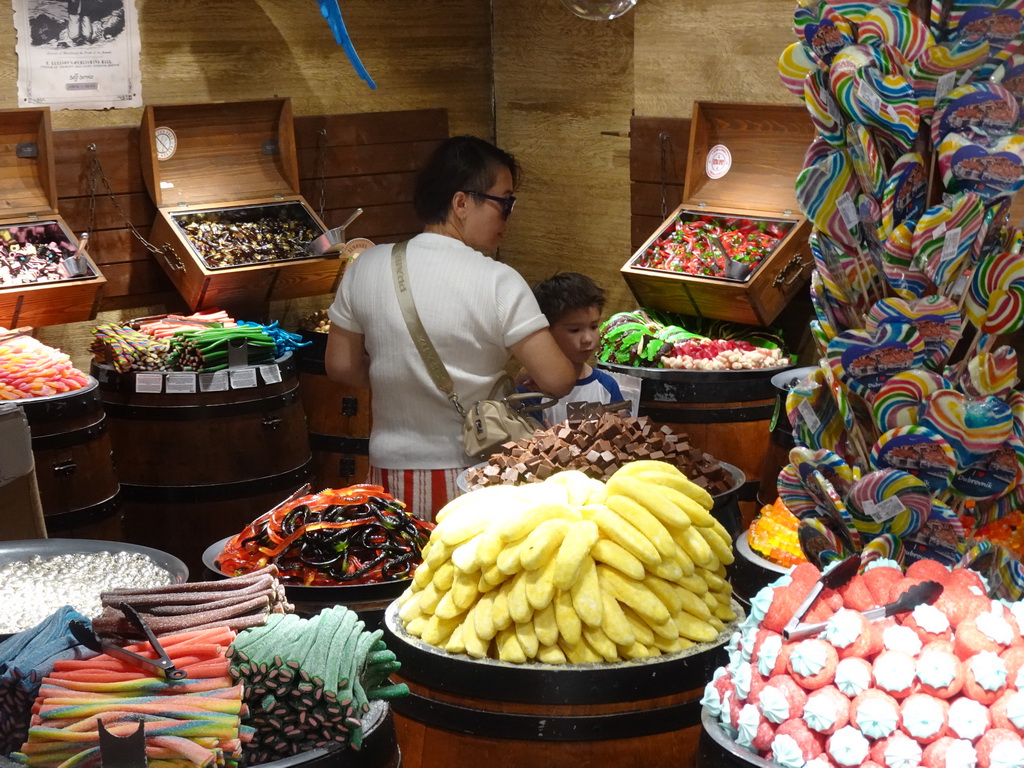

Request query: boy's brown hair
[{"left": 533, "top": 272, "right": 605, "bottom": 324}]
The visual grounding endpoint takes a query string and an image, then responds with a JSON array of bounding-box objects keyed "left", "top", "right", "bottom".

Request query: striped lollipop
[
  {"left": 806, "top": 67, "right": 847, "bottom": 147},
  {"left": 790, "top": 446, "right": 859, "bottom": 498},
  {"left": 811, "top": 272, "right": 841, "bottom": 344},
  {"left": 919, "top": 388, "right": 1014, "bottom": 467},
  {"left": 951, "top": 435, "right": 1024, "bottom": 500},
  {"left": 847, "top": 468, "right": 930, "bottom": 539},
  {"left": 866, "top": 296, "right": 963, "bottom": 370},
  {"left": 826, "top": 322, "right": 927, "bottom": 400},
  {"left": 1010, "top": 389, "right": 1024, "bottom": 440},
  {"left": 872, "top": 368, "right": 954, "bottom": 431},
  {"left": 798, "top": 518, "right": 846, "bottom": 567},
  {"left": 878, "top": 152, "right": 928, "bottom": 240},
  {"left": 858, "top": 4, "right": 936, "bottom": 61},
  {"left": 779, "top": 42, "right": 820, "bottom": 99},
  {"left": 830, "top": 44, "right": 885, "bottom": 123},
  {"left": 852, "top": 66, "right": 921, "bottom": 156},
  {"left": 965, "top": 249, "right": 1024, "bottom": 330},
  {"left": 882, "top": 223, "right": 935, "bottom": 299},
  {"left": 870, "top": 425, "right": 958, "bottom": 495},
  {"left": 903, "top": 500, "right": 965, "bottom": 568},
  {"left": 932, "top": 82, "right": 1020, "bottom": 150},
  {"left": 910, "top": 38, "right": 990, "bottom": 120},
  {"left": 808, "top": 469, "right": 863, "bottom": 551},
  {"left": 795, "top": 1, "right": 857, "bottom": 66},
  {"left": 960, "top": 347, "right": 1019, "bottom": 399},
  {"left": 787, "top": 366, "right": 847, "bottom": 452},
  {"left": 910, "top": 192, "right": 985, "bottom": 293},
  {"left": 945, "top": 4, "right": 1024, "bottom": 81},
  {"left": 847, "top": 122, "right": 887, "bottom": 200},
  {"left": 779, "top": 462, "right": 821, "bottom": 518},
  {"left": 796, "top": 149, "right": 862, "bottom": 251},
  {"left": 989, "top": 53, "right": 1024, "bottom": 106},
  {"left": 861, "top": 533, "right": 907, "bottom": 567}
]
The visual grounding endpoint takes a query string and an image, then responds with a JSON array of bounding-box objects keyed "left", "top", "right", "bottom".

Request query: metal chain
[
  {"left": 86, "top": 143, "right": 174, "bottom": 258},
  {"left": 316, "top": 128, "right": 328, "bottom": 222},
  {"left": 659, "top": 131, "right": 671, "bottom": 221}
]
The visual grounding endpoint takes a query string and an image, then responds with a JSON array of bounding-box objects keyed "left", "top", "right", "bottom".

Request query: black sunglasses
[{"left": 462, "top": 190, "right": 516, "bottom": 220}]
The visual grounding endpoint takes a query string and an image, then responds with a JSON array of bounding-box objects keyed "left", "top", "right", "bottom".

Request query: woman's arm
[
  {"left": 325, "top": 325, "right": 371, "bottom": 389},
  {"left": 510, "top": 328, "right": 575, "bottom": 398}
]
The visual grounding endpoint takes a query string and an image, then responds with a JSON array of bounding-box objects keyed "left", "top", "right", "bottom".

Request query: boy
[{"left": 529, "top": 272, "right": 624, "bottom": 426}]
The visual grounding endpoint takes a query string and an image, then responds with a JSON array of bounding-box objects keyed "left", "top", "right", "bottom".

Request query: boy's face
[{"left": 550, "top": 306, "right": 602, "bottom": 366}]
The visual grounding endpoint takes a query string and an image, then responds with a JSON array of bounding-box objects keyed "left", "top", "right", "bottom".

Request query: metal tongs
[
  {"left": 69, "top": 603, "right": 188, "bottom": 680},
  {"left": 782, "top": 554, "right": 861, "bottom": 641}
]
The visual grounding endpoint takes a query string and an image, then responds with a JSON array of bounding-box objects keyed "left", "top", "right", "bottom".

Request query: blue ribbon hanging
[{"left": 316, "top": 0, "right": 377, "bottom": 89}]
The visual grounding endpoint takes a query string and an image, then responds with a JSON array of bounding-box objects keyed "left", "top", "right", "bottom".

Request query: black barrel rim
[
  {"left": 11, "top": 377, "right": 103, "bottom": 423},
  {"left": 119, "top": 462, "right": 312, "bottom": 503},
  {"left": 382, "top": 600, "right": 740, "bottom": 706},
  {"left": 44, "top": 491, "right": 121, "bottom": 530}
]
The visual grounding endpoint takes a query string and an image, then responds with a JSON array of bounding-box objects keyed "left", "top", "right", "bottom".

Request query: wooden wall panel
[
  {"left": 35, "top": 109, "right": 449, "bottom": 367},
  {"left": 629, "top": 116, "right": 690, "bottom": 252},
  {"left": 492, "top": 2, "right": 635, "bottom": 316},
  {"left": 0, "top": 1, "right": 492, "bottom": 137}
]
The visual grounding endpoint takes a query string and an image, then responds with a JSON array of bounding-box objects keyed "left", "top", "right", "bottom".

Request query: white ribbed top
[{"left": 329, "top": 232, "right": 548, "bottom": 468}]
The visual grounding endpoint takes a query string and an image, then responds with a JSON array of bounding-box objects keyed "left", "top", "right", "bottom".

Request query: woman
[{"left": 325, "top": 136, "right": 575, "bottom": 521}]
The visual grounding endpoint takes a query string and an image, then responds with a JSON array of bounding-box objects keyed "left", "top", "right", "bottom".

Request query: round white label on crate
[
  {"left": 706, "top": 144, "right": 732, "bottom": 179},
  {"left": 155, "top": 127, "right": 178, "bottom": 161}
]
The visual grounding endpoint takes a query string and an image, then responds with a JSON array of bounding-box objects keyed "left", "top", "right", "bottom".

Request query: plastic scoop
[{"left": 783, "top": 553, "right": 862, "bottom": 640}]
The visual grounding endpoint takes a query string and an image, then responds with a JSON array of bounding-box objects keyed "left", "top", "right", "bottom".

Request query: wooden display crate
[
  {"left": 0, "top": 107, "right": 105, "bottom": 328},
  {"left": 621, "top": 102, "right": 816, "bottom": 327},
  {"left": 140, "top": 99, "right": 338, "bottom": 312}
]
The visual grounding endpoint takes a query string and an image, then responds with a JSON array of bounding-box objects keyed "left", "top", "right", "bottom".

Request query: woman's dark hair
[
  {"left": 533, "top": 272, "right": 606, "bottom": 324},
  {"left": 414, "top": 136, "right": 520, "bottom": 224}
]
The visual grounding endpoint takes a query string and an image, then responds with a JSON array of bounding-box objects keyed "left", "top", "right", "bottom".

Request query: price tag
[
  {"left": 135, "top": 373, "right": 163, "bottom": 394},
  {"left": 230, "top": 367, "right": 258, "bottom": 389},
  {"left": 858, "top": 80, "right": 882, "bottom": 114},
  {"left": 863, "top": 496, "right": 907, "bottom": 523},
  {"left": 837, "top": 192, "right": 859, "bottom": 230},
  {"left": 936, "top": 71, "right": 956, "bottom": 103},
  {"left": 259, "top": 364, "right": 282, "bottom": 385},
  {"left": 199, "top": 371, "right": 229, "bottom": 392},
  {"left": 941, "top": 193, "right": 956, "bottom": 208},
  {"left": 958, "top": 69, "right": 974, "bottom": 86},
  {"left": 824, "top": 90, "right": 841, "bottom": 125},
  {"left": 941, "top": 227, "right": 962, "bottom": 263},
  {"left": 797, "top": 399, "right": 821, "bottom": 432},
  {"left": 950, "top": 270, "right": 971, "bottom": 301},
  {"left": 165, "top": 372, "right": 197, "bottom": 394}
]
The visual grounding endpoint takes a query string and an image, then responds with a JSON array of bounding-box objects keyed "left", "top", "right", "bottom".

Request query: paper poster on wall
[{"left": 12, "top": 0, "right": 141, "bottom": 110}]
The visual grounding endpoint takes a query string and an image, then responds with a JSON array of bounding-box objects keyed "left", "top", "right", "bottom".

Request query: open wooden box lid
[
  {"left": 140, "top": 98, "right": 300, "bottom": 208},
  {"left": 0, "top": 107, "right": 58, "bottom": 220},
  {"left": 683, "top": 102, "right": 816, "bottom": 217}
]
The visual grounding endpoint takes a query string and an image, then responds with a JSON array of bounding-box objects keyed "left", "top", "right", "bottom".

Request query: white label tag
[
  {"left": 230, "top": 367, "right": 258, "bottom": 389},
  {"left": 858, "top": 80, "right": 882, "bottom": 114},
  {"left": 165, "top": 372, "right": 197, "bottom": 394},
  {"left": 942, "top": 226, "right": 962, "bottom": 263},
  {"left": 135, "top": 373, "right": 163, "bottom": 394},
  {"left": 864, "top": 496, "right": 906, "bottom": 523},
  {"left": 958, "top": 69, "right": 974, "bottom": 86},
  {"left": 259, "top": 364, "right": 282, "bottom": 385},
  {"left": 837, "top": 192, "right": 860, "bottom": 230},
  {"left": 797, "top": 399, "right": 821, "bottom": 431},
  {"left": 936, "top": 71, "right": 956, "bottom": 103},
  {"left": 199, "top": 371, "right": 229, "bottom": 392},
  {"left": 941, "top": 192, "right": 956, "bottom": 208},
  {"left": 950, "top": 270, "right": 971, "bottom": 300}
]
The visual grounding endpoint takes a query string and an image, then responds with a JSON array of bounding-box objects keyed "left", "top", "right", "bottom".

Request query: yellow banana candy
[
  {"left": 508, "top": 569, "right": 533, "bottom": 623},
  {"left": 651, "top": 483, "right": 717, "bottom": 527},
  {"left": 596, "top": 564, "right": 670, "bottom": 625},
  {"left": 600, "top": 590, "right": 636, "bottom": 647},
  {"left": 497, "top": 501, "right": 578, "bottom": 542},
  {"left": 537, "top": 643, "right": 567, "bottom": 665},
  {"left": 676, "top": 525, "right": 713, "bottom": 568},
  {"left": 516, "top": 620, "right": 540, "bottom": 659},
  {"left": 444, "top": 623, "right": 466, "bottom": 654},
  {"left": 699, "top": 524, "right": 736, "bottom": 565},
  {"left": 496, "top": 627, "right": 527, "bottom": 663},
  {"left": 606, "top": 476, "right": 692, "bottom": 530},
  {"left": 525, "top": 554, "right": 559, "bottom": 611},
  {"left": 492, "top": 581, "right": 513, "bottom": 631},
  {"left": 474, "top": 590, "right": 498, "bottom": 642},
  {"left": 533, "top": 601, "right": 559, "bottom": 647},
  {"left": 519, "top": 518, "right": 572, "bottom": 571},
  {"left": 584, "top": 506, "right": 661, "bottom": 567},
  {"left": 590, "top": 538, "right": 646, "bottom": 580},
  {"left": 451, "top": 569, "right": 480, "bottom": 610},
  {"left": 583, "top": 625, "right": 619, "bottom": 662},
  {"left": 463, "top": 609, "right": 489, "bottom": 658},
  {"left": 554, "top": 589, "right": 582, "bottom": 645},
  {"left": 605, "top": 493, "right": 677, "bottom": 558},
  {"left": 674, "top": 611, "right": 719, "bottom": 643},
  {"left": 570, "top": 556, "right": 604, "bottom": 628},
  {"left": 552, "top": 519, "right": 601, "bottom": 590}
]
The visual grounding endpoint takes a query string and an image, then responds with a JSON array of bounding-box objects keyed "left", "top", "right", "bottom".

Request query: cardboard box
[
  {"left": 140, "top": 99, "right": 338, "bottom": 312},
  {"left": 621, "top": 102, "right": 816, "bottom": 326},
  {"left": 0, "top": 107, "right": 105, "bottom": 328}
]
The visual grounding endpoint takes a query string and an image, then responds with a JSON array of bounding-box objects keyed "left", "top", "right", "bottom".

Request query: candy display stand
[
  {"left": 620, "top": 102, "right": 816, "bottom": 326},
  {"left": 91, "top": 352, "right": 312, "bottom": 578},
  {"left": 0, "top": 107, "right": 105, "bottom": 328},
  {"left": 12, "top": 377, "right": 121, "bottom": 541},
  {"left": 600, "top": 361, "right": 795, "bottom": 526},
  {"left": 294, "top": 329, "right": 372, "bottom": 489},
  {"left": 201, "top": 536, "right": 407, "bottom": 632},
  {"left": 139, "top": 99, "right": 337, "bottom": 312},
  {"left": 382, "top": 600, "right": 741, "bottom": 768}
]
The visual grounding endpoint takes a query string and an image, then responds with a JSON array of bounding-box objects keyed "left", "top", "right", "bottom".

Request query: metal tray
[
  {"left": 201, "top": 536, "right": 411, "bottom": 605},
  {"left": 0, "top": 538, "right": 187, "bottom": 581},
  {"left": 598, "top": 361, "right": 795, "bottom": 383}
]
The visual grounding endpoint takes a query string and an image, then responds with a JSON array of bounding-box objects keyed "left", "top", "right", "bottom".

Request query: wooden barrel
[
  {"left": 93, "top": 355, "right": 312, "bottom": 577},
  {"left": 382, "top": 602, "right": 732, "bottom": 768},
  {"left": 757, "top": 365, "right": 818, "bottom": 507},
  {"left": 600, "top": 363, "right": 795, "bottom": 531},
  {"left": 13, "top": 378, "right": 122, "bottom": 540},
  {"left": 295, "top": 331, "right": 372, "bottom": 489}
]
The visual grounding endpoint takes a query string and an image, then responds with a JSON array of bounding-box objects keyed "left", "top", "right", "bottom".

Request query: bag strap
[{"left": 390, "top": 240, "right": 467, "bottom": 416}]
